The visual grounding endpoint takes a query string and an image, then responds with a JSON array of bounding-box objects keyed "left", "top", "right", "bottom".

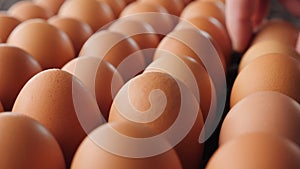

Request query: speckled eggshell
[{"left": 12, "top": 69, "right": 103, "bottom": 167}]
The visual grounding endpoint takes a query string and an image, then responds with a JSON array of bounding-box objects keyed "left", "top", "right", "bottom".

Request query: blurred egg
[
  {"left": 206, "top": 133, "right": 300, "bottom": 169},
  {"left": 0, "top": 44, "right": 42, "bottom": 111},
  {"left": 109, "top": 71, "right": 204, "bottom": 169},
  {"left": 58, "top": 0, "right": 115, "bottom": 32},
  {"left": 239, "top": 40, "right": 300, "bottom": 72},
  {"left": 139, "top": 0, "right": 184, "bottom": 16},
  {"left": 0, "top": 113, "right": 65, "bottom": 169},
  {"left": 62, "top": 57, "right": 124, "bottom": 121},
  {"left": 182, "top": 0, "right": 192, "bottom": 5},
  {"left": 230, "top": 53, "right": 300, "bottom": 107},
  {"left": 180, "top": 1, "right": 225, "bottom": 27},
  {"left": 0, "top": 102, "right": 3, "bottom": 112},
  {"left": 123, "top": 0, "right": 136, "bottom": 4},
  {"left": 220, "top": 91, "right": 300, "bottom": 146},
  {"left": 34, "top": 0, "right": 65, "bottom": 15},
  {"left": 7, "top": 1, "right": 53, "bottom": 21},
  {"left": 12, "top": 69, "right": 103, "bottom": 166},
  {"left": 175, "top": 16, "right": 232, "bottom": 64},
  {"left": 109, "top": 19, "right": 160, "bottom": 64},
  {"left": 252, "top": 19, "right": 299, "bottom": 47},
  {"left": 0, "top": 15, "right": 21, "bottom": 42},
  {"left": 120, "top": 1, "right": 175, "bottom": 36},
  {"left": 154, "top": 29, "right": 227, "bottom": 71},
  {"left": 97, "top": 0, "right": 126, "bottom": 17},
  {"left": 145, "top": 54, "right": 212, "bottom": 120},
  {"left": 7, "top": 19, "right": 75, "bottom": 69},
  {"left": 79, "top": 30, "right": 145, "bottom": 81},
  {"left": 71, "top": 122, "right": 183, "bottom": 169},
  {"left": 48, "top": 16, "right": 93, "bottom": 55}
]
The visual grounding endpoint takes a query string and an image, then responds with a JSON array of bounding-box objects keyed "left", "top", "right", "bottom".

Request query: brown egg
[
  {"left": 7, "top": 1, "right": 53, "bottom": 21},
  {"left": 48, "top": 16, "right": 93, "bottom": 55},
  {"left": 58, "top": 0, "right": 115, "bottom": 32},
  {"left": 0, "top": 45, "right": 42, "bottom": 111},
  {"left": 34, "top": 0, "right": 65, "bottom": 15},
  {"left": 109, "top": 19, "right": 160, "bottom": 65},
  {"left": 139, "top": 0, "right": 184, "bottom": 16},
  {"left": 154, "top": 29, "right": 227, "bottom": 71},
  {"left": 239, "top": 41, "right": 300, "bottom": 72},
  {"left": 207, "top": 133, "right": 300, "bottom": 169},
  {"left": 62, "top": 57, "right": 124, "bottom": 121},
  {"left": 0, "top": 113, "right": 65, "bottom": 169},
  {"left": 252, "top": 19, "right": 299, "bottom": 47},
  {"left": 7, "top": 19, "right": 75, "bottom": 69},
  {"left": 97, "top": 0, "right": 126, "bottom": 17},
  {"left": 79, "top": 30, "right": 145, "bottom": 81},
  {"left": 109, "top": 71, "right": 204, "bottom": 169},
  {"left": 0, "top": 102, "right": 3, "bottom": 112},
  {"left": 230, "top": 53, "right": 300, "bottom": 107},
  {"left": 220, "top": 91, "right": 300, "bottom": 146},
  {"left": 180, "top": 1, "right": 225, "bottom": 27},
  {"left": 12, "top": 69, "right": 103, "bottom": 167},
  {"left": 145, "top": 54, "right": 212, "bottom": 120},
  {"left": 0, "top": 15, "right": 21, "bottom": 43},
  {"left": 71, "top": 122, "right": 183, "bottom": 169},
  {"left": 175, "top": 16, "right": 232, "bottom": 64},
  {"left": 120, "top": 1, "right": 175, "bottom": 35}
]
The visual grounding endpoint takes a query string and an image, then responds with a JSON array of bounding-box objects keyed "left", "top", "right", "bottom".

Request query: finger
[
  {"left": 279, "top": 0, "right": 300, "bottom": 16},
  {"left": 226, "top": 0, "right": 256, "bottom": 52},
  {"left": 252, "top": 0, "right": 270, "bottom": 28}
]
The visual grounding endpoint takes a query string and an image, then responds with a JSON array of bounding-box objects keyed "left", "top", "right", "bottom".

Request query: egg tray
[{"left": 199, "top": 52, "right": 242, "bottom": 169}]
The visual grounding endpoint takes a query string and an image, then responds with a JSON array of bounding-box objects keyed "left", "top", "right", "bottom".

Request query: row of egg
[
  {"left": 206, "top": 20, "right": 300, "bottom": 168},
  {"left": 0, "top": 0, "right": 230, "bottom": 169}
]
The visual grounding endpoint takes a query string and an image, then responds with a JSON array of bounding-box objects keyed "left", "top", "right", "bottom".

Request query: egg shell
[
  {"left": 34, "top": 0, "right": 66, "bottom": 14},
  {"left": 175, "top": 16, "right": 232, "bottom": 64},
  {"left": 48, "top": 16, "right": 93, "bottom": 55},
  {"left": 8, "top": 1, "right": 53, "bottom": 21},
  {"left": 0, "top": 44, "right": 42, "bottom": 111},
  {"left": 62, "top": 57, "right": 124, "bottom": 121},
  {"left": 7, "top": 19, "right": 75, "bottom": 69},
  {"left": 180, "top": 1, "right": 225, "bottom": 27},
  {"left": 220, "top": 91, "right": 300, "bottom": 146},
  {"left": 79, "top": 30, "right": 145, "bottom": 81},
  {"left": 252, "top": 19, "right": 299, "bottom": 47},
  {"left": 207, "top": 133, "right": 300, "bottom": 169},
  {"left": 139, "top": 0, "right": 184, "bottom": 16},
  {"left": 120, "top": 1, "right": 175, "bottom": 36},
  {"left": 71, "top": 122, "right": 183, "bottom": 169},
  {"left": 109, "top": 19, "right": 160, "bottom": 64},
  {"left": 97, "top": 0, "right": 126, "bottom": 17},
  {"left": 145, "top": 54, "right": 212, "bottom": 121},
  {"left": 154, "top": 29, "right": 227, "bottom": 71},
  {"left": 239, "top": 40, "right": 300, "bottom": 72},
  {"left": 12, "top": 69, "right": 103, "bottom": 167},
  {"left": 109, "top": 71, "right": 204, "bottom": 169},
  {"left": 58, "top": 0, "right": 115, "bottom": 32},
  {"left": 0, "top": 113, "right": 65, "bottom": 169},
  {"left": 230, "top": 53, "right": 300, "bottom": 107},
  {"left": 0, "top": 15, "right": 21, "bottom": 43}
]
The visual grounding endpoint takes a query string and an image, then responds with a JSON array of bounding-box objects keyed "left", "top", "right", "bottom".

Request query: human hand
[{"left": 226, "top": 0, "right": 300, "bottom": 52}]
